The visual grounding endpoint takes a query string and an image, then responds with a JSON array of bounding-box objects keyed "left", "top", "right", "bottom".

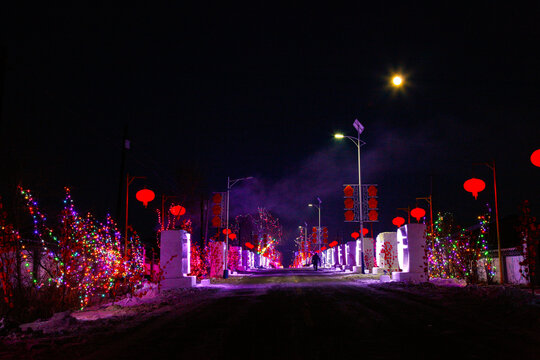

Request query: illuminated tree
[
  {"left": 516, "top": 200, "right": 540, "bottom": 294},
  {"left": 425, "top": 211, "right": 494, "bottom": 283}
]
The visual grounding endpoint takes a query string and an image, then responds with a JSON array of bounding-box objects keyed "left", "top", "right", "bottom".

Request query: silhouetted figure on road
[{"left": 311, "top": 252, "right": 321, "bottom": 271}]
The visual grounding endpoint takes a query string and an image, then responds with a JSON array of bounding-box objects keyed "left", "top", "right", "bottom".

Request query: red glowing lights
[
  {"left": 531, "top": 149, "right": 540, "bottom": 167},
  {"left": 223, "top": 229, "right": 232, "bottom": 235},
  {"left": 169, "top": 205, "right": 186, "bottom": 216},
  {"left": 368, "top": 210, "right": 378, "bottom": 221},
  {"left": 392, "top": 216, "right": 406, "bottom": 228},
  {"left": 328, "top": 240, "right": 338, "bottom": 248},
  {"left": 463, "top": 178, "right": 486, "bottom": 200},
  {"left": 344, "top": 210, "right": 354, "bottom": 221},
  {"left": 362, "top": 228, "right": 369, "bottom": 236},
  {"left": 245, "top": 242, "right": 254, "bottom": 249},
  {"left": 136, "top": 189, "right": 155, "bottom": 207},
  {"left": 351, "top": 232, "right": 360, "bottom": 239},
  {"left": 411, "top": 207, "right": 426, "bottom": 222},
  {"left": 228, "top": 233, "right": 237, "bottom": 240}
]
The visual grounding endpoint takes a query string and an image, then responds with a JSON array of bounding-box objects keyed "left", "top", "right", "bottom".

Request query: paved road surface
[{"left": 2, "top": 269, "right": 539, "bottom": 359}]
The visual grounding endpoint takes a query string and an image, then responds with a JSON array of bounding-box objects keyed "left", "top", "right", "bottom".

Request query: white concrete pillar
[
  {"left": 362, "top": 237, "right": 375, "bottom": 272},
  {"left": 160, "top": 230, "right": 195, "bottom": 288},
  {"left": 373, "top": 232, "right": 398, "bottom": 274},
  {"left": 392, "top": 224, "right": 427, "bottom": 282}
]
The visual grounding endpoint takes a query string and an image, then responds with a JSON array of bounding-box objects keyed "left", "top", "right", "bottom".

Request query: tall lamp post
[
  {"left": 416, "top": 195, "right": 433, "bottom": 235},
  {"left": 335, "top": 119, "right": 366, "bottom": 273},
  {"left": 125, "top": 174, "right": 146, "bottom": 256},
  {"left": 466, "top": 160, "right": 503, "bottom": 284},
  {"left": 397, "top": 206, "right": 411, "bottom": 224},
  {"left": 224, "top": 176, "right": 254, "bottom": 278},
  {"left": 308, "top": 197, "right": 322, "bottom": 253}
]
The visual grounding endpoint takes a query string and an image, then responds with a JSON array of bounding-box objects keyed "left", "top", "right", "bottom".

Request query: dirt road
[{"left": 2, "top": 269, "right": 539, "bottom": 359}]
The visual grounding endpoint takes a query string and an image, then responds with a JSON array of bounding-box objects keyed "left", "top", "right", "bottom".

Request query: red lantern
[
  {"left": 229, "top": 233, "right": 237, "bottom": 240},
  {"left": 362, "top": 228, "right": 369, "bottom": 237},
  {"left": 463, "top": 178, "right": 486, "bottom": 200},
  {"left": 211, "top": 216, "right": 221, "bottom": 227},
  {"left": 223, "top": 229, "right": 232, "bottom": 235},
  {"left": 328, "top": 241, "right": 338, "bottom": 248},
  {"left": 212, "top": 205, "right": 221, "bottom": 216},
  {"left": 344, "top": 198, "right": 354, "bottom": 209},
  {"left": 367, "top": 185, "right": 377, "bottom": 197},
  {"left": 212, "top": 193, "right": 222, "bottom": 203},
  {"left": 411, "top": 207, "right": 426, "bottom": 222},
  {"left": 344, "top": 210, "right": 354, "bottom": 221},
  {"left": 368, "top": 210, "right": 378, "bottom": 221},
  {"left": 392, "top": 216, "right": 405, "bottom": 228},
  {"left": 344, "top": 185, "right": 354, "bottom": 197},
  {"left": 530, "top": 149, "right": 540, "bottom": 167},
  {"left": 136, "top": 189, "right": 155, "bottom": 208},
  {"left": 368, "top": 198, "right": 378, "bottom": 209},
  {"left": 170, "top": 205, "right": 186, "bottom": 216},
  {"left": 321, "top": 246, "right": 327, "bottom": 251},
  {"left": 245, "top": 242, "right": 254, "bottom": 249},
  {"left": 351, "top": 232, "right": 360, "bottom": 239}
]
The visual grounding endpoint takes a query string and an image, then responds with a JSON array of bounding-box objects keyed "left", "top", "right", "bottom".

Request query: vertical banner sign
[{"left": 343, "top": 184, "right": 379, "bottom": 223}]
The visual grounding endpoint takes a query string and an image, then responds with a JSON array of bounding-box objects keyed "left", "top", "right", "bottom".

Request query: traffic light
[{"left": 210, "top": 192, "right": 226, "bottom": 228}]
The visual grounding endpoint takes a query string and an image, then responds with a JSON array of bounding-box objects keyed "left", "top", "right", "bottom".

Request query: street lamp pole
[
  {"left": 490, "top": 161, "right": 503, "bottom": 284},
  {"left": 416, "top": 196, "right": 433, "bottom": 235},
  {"left": 335, "top": 119, "right": 365, "bottom": 273},
  {"left": 125, "top": 174, "right": 145, "bottom": 257},
  {"left": 308, "top": 198, "right": 322, "bottom": 253},
  {"left": 224, "top": 176, "right": 253, "bottom": 278},
  {"left": 397, "top": 206, "right": 411, "bottom": 224},
  {"left": 472, "top": 161, "right": 503, "bottom": 283}
]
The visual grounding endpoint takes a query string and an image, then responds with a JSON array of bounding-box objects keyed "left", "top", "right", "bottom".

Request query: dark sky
[{"left": 1, "top": 3, "right": 539, "bottom": 262}]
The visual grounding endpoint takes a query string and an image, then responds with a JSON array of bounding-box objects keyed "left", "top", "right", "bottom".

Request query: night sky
[{"left": 1, "top": 3, "right": 539, "bottom": 264}]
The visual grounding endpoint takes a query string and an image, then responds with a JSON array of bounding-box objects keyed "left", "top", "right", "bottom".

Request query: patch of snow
[
  {"left": 429, "top": 278, "right": 467, "bottom": 287},
  {"left": 20, "top": 311, "right": 77, "bottom": 334}
]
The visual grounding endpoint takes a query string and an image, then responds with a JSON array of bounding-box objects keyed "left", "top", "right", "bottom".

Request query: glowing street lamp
[
  {"left": 392, "top": 75, "right": 403, "bottom": 86},
  {"left": 334, "top": 119, "right": 366, "bottom": 273}
]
